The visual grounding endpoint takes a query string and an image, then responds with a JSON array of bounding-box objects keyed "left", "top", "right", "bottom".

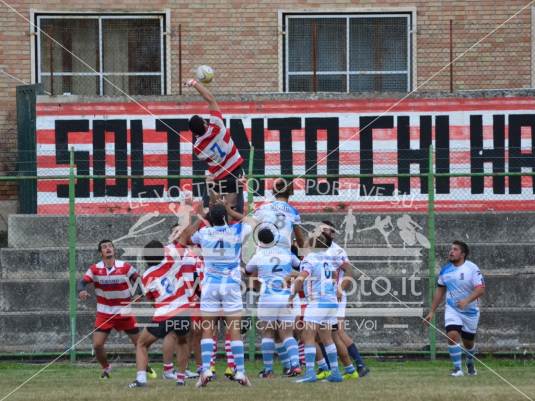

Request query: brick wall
[{"left": 0, "top": 0, "right": 533, "bottom": 202}]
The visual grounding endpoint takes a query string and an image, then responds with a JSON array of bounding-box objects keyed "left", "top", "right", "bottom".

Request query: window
[
  {"left": 35, "top": 14, "right": 166, "bottom": 96},
  {"left": 284, "top": 13, "right": 412, "bottom": 93}
]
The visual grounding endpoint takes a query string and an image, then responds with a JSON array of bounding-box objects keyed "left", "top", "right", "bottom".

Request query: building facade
[{"left": 0, "top": 0, "right": 533, "bottom": 217}]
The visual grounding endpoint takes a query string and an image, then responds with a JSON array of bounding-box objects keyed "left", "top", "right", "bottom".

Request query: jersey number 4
[{"left": 213, "top": 239, "right": 227, "bottom": 256}]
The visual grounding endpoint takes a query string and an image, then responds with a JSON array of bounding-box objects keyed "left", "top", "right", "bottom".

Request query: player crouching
[{"left": 129, "top": 240, "right": 191, "bottom": 388}]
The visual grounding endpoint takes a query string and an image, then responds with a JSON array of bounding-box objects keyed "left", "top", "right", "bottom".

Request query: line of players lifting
[{"left": 78, "top": 78, "right": 486, "bottom": 387}]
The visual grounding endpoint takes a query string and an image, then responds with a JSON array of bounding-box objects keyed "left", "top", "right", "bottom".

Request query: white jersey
[
  {"left": 246, "top": 245, "right": 300, "bottom": 295},
  {"left": 253, "top": 201, "right": 301, "bottom": 249},
  {"left": 325, "top": 241, "right": 349, "bottom": 283},
  {"left": 301, "top": 250, "right": 337, "bottom": 306},
  {"left": 437, "top": 260, "right": 485, "bottom": 316},
  {"left": 191, "top": 222, "right": 252, "bottom": 284}
]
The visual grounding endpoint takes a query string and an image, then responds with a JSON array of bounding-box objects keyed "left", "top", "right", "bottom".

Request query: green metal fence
[{"left": 1, "top": 145, "right": 535, "bottom": 362}]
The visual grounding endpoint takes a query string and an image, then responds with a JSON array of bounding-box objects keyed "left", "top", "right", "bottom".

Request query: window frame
[
  {"left": 32, "top": 12, "right": 168, "bottom": 96},
  {"left": 281, "top": 11, "right": 415, "bottom": 93}
]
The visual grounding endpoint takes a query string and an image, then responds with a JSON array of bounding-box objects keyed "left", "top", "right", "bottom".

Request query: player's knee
[{"left": 93, "top": 341, "right": 105, "bottom": 351}]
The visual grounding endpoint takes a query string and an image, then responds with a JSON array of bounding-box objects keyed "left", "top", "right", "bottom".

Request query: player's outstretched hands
[
  {"left": 183, "top": 79, "right": 197, "bottom": 87},
  {"left": 79, "top": 290, "right": 89, "bottom": 301}
]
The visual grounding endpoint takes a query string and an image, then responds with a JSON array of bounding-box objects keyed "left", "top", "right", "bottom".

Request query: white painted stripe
[
  {"left": 383, "top": 323, "right": 409, "bottom": 329},
  {"left": 35, "top": 109, "right": 535, "bottom": 130}
]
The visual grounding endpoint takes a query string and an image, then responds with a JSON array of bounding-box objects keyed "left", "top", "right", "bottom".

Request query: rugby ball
[{"left": 196, "top": 65, "right": 214, "bottom": 84}]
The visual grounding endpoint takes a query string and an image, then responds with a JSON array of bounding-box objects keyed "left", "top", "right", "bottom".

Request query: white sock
[{"left": 136, "top": 370, "right": 147, "bottom": 383}]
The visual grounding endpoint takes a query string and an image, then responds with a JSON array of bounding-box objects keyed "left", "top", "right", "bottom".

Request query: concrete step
[
  {"left": 1, "top": 243, "right": 533, "bottom": 281},
  {"left": 8, "top": 213, "right": 535, "bottom": 248},
  {"left": 8, "top": 214, "right": 180, "bottom": 248},
  {"left": 0, "top": 247, "right": 145, "bottom": 279},
  {"left": 0, "top": 310, "right": 533, "bottom": 353}
]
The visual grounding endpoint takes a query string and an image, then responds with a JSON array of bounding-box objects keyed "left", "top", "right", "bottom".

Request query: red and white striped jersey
[
  {"left": 165, "top": 242, "right": 200, "bottom": 303},
  {"left": 83, "top": 260, "right": 137, "bottom": 317},
  {"left": 142, "top": 254, "right": 191, "bottom": 322},
  {"left": 182, "top": 247, "right": 204, "bottom": 307},
  {"left": 192, "top": 111, "right": 243, "bottom": 180}
]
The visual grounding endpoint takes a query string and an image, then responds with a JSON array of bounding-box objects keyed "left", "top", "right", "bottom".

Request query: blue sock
[
  {"left": 319, "top": 343, "right": 331, "bottom": 369},
  {"left": 324, "top": 343, "right": 339, "bottom": 373},
  {"left": 276, "top": 342, "right": 291, "bottom": 369},
  {"left": 317, "top": 358, "right": 329, "bottom": 371},
  {"left": 347, "top": 343, "right": 365, "bottom": 368},
  {"left": 344, "top": 364, "right": 356, "bottom": 374},
  {"left": 465, "top": 345, "right": 476, "bottom": 366},
  {"left": 304, "top": 345, "right": 316, "bottom": 376},
  {"left": 261, "top": 338, "right": 275, "bottom": 372},
  {"left": 200, "top": 338, "right": 214, "bottom": 371},
  {"left": 283, "top": 337, "right": 300, "bottom": 368},
  {"left": 448, "top": 344, "right": 462, "bottom": 369},
  {"left": 231, "top": 340, "right": 245, "bottom": 373}
]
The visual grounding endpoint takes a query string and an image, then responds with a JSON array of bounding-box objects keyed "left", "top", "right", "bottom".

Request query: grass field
[{"left": 1, "top": 359, "right": 534, "bottom": 401}]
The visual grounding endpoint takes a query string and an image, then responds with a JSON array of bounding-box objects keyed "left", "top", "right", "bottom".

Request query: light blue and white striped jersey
[
  {"left": 253, "top": 201, "right": 301, "bottom": 249},
  {"left": 437, "top": 260, "right": 485, "bottom": 315},
  {"left": 245, "top": 245, "right": 300, "bottom": 295},
  {"left": 301, "top": 251, "right": 337, "bottom": 306},
  {"left": 191, "top": 222, "right": 252, "bottom": 284}
]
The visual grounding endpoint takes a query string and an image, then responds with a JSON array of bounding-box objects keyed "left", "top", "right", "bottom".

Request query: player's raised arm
[
  {"left": 293, "top": 225, "right": 305, "bottom": 249},
  {"left": 178, "top": 218, "right": 204, "bottom": 246},
  {"left": 224, "top": 200, "right": 258, "bottom": 227},
  {"left": 184, "top": 79, "right": 219, "bottom": 112}
]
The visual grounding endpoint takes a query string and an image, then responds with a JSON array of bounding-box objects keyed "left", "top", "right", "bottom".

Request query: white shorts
[
  {"left": 445, "top": 305, "right": 479, "bottom": 334},
  {"left": 303, "top": 301, "right": 337, "bottom": 326},
  {"left": 258, "top": 292, "right": 295, "bottom": 323},
  {"left": 200, "top": 281, "right": 243, "bottom": 314},
  {"left": 336, "top": 298, "right": 346, "bottom": 319}
]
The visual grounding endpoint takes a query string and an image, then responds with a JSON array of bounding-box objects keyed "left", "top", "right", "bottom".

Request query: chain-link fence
[{"left": 1, "top": 145, "right": 535, "bottom": 361}]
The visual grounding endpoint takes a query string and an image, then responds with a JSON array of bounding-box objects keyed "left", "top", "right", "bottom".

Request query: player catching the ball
[{"left": 184, "top": 77, "right": 244, "bottom": 213}]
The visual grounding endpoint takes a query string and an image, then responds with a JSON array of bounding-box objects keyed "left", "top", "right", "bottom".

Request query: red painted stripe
[
  {"left": 36, "top": 153, "right": 194, "bottom": 168},
  {"left": 36, "top": 98, "right": 535, "bottom": 116}
]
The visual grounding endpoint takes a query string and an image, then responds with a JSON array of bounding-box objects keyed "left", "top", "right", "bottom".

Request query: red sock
[
  {"left": 225, "top": 334, "right": 235, "bottom": 369},
  {"left": 163, "top": 363, "right": 173, "bottom": 372},
  {"left": 211, "top": 336, "right": 218, "bottom": 368},
  {"left": 298, "top": 342, "right": 305, "bottom": 364}
]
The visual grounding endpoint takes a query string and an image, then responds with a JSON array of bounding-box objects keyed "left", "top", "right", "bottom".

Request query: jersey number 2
[{"left": 271, "top": 256, "right": 283, "bottom": 273}]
